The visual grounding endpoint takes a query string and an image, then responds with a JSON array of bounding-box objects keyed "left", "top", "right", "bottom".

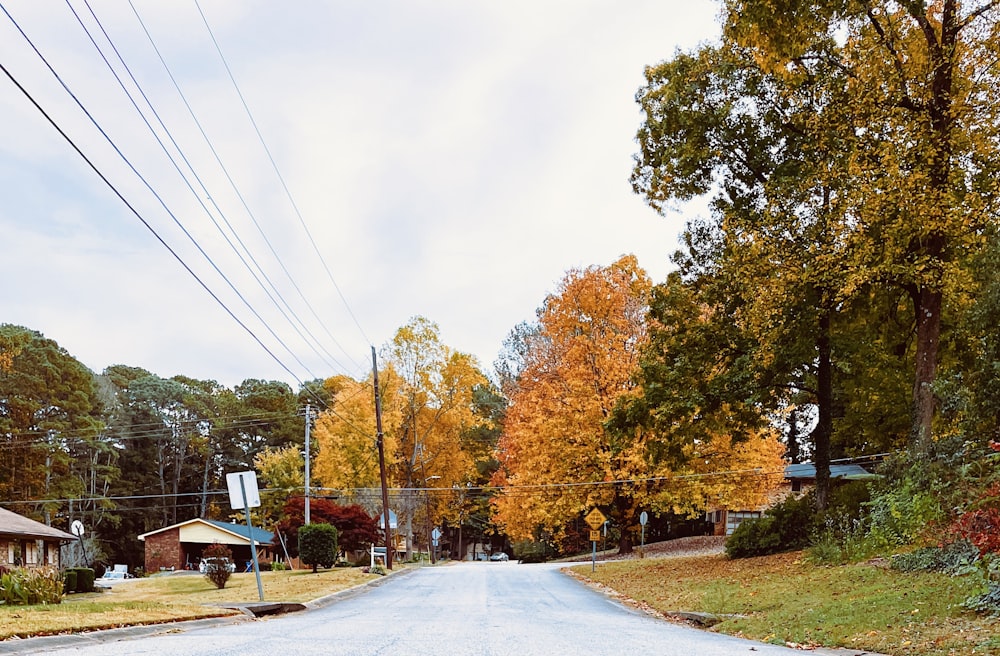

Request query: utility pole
[
  {"left": 372, "top": 346, "right": 393, "bottom": 570},
  {"left": 304, "top": 403, "right": 311, "bottom": 525}
]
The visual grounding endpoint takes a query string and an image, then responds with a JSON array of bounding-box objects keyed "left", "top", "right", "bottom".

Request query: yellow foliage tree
[
  {"left": 312, "top": 319, "right": 493, "bottom": 560},
  {"left": 493, "top": 256, "right": 653, "bottom": 552},
  {"left": 253, "top": 444, "right": 304, "bottom": 527},
  {"left": 313, "top": 374, "right": 399, "bottom": 494},
  {"left": 493, "top": 256, "right": 786, "bottom": 553},
  {"left": 386, "top": 317, "right": 488, "bottom": 559}
]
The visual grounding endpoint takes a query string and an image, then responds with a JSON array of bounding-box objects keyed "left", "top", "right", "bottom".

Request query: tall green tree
[
  {"left": 0, "top": 325, "right": 106, "bottom": 526},
  {"left": 719, "top": 0, "right": 1000, "bottom": 446},
  {"left": 631, "top": 40, "right": 864, "bottom": 506}
]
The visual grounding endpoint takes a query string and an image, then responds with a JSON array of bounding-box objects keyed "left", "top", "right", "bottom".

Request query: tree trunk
[
  {"left": 813, "top": 310, "right": 833, "bottom": 512},
  {"left": 200, "top": 446, "right": 212, "bottom": 518},
  {"left": 614, "top": 496, "right": 634, "bottom": 555},
  {"left": 912, "top": 287, "right": 942, "bottom": 448}
]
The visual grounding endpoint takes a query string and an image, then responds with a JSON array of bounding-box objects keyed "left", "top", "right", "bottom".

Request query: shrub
[
  {"left": 964, "top": 582, "right": 1000, "bottom": 616},
  {"left": 891, "top": 540, "right": 981, "bottom": 574},
  {"left": 808, "top": 514, "right": 874, "bottom": 564},
  {"left": 63, "top": 569, "right": 77, "bottom": 594},
  {"left": 952, "top": 507, "right": 1000, "bottom": 555},
  {"left": 62, "top": 567, "right": 95, "bottom": 593},
  {"left": 807, "top": 482, "right": 879, "bottom": 564},
  {"left": 827, "top": 480, "right": 871, "bottom": 519},
  {"left": 512, "top": 540, "right": 549, "bottom": 563},
  {"left": 270, "top": 561, "right": 287, "bottom": 571},
  {"left": 726, "top": 494, "right": 816, "bottom": 559},
  {"left": 299, "top": 523, "right": 338, "bottom": 572},
  {"left": 0, "top": 567, "right": 63, "bottom": 605},
  {"left": 75, "top": 567, "right": 95, "bottom": 593},
  {"left": 201, "top": 543, "right": 234, "bottom": 589},
  {"left": 864, "top": 483, "right": 945, "bottom": 551}
]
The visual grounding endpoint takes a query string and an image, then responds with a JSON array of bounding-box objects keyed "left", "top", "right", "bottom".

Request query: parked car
[
  {"left": 94, "top": 570, "right": 133, "bottom": 588},
  {"left": 489, "top": 552, "right": 509, "bottom": 561},
  {"left": 198, "top": 558, "right": 236, "bottom": 573}
]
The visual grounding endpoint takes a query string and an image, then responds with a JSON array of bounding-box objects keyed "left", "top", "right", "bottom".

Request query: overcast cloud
[{"left": 1, "top": 1, "right": 720, "bottom": 388}]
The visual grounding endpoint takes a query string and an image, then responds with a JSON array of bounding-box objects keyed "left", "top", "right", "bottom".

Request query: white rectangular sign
[{"left": 226, "top": 471, "right": 261, "bottom": 510}]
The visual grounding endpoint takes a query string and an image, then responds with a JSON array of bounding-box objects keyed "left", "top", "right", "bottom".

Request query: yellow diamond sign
[{"left": 585, "top": 508, "right": 606, "bottom": 530}]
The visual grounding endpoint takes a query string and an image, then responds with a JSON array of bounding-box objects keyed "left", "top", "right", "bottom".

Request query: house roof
[
  {"left": 0, "top": 507, "right": 78, "bottom": 542},
  {"left": 784, "top": 463, "right": 875, "bottom": 480},
  {"left": 137, "top": 517, "right": 273, "bottom": 545},
  {"left": 202, "top": 519, "right": 273, "bottom": 545}
]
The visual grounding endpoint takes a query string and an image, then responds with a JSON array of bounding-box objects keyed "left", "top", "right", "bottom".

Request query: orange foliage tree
[
  {"left": 492, "top": 256, "right": 786, "bottom": 553},
  {"left": 492, "top": 256, "right": 654, "bottom": 553}
]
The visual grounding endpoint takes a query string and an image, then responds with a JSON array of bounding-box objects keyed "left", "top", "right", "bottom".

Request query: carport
[{"left": 138, "top": 518, "right": 274, "bottom": 573}]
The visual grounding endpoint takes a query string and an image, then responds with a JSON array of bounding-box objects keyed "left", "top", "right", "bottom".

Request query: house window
[
  {"left": 24, "top": 541, "right": 39, "bottom": 565},
  {"left": 791, "top": 480, "right": 802, "bottom": 493},
  {"left": 726, "top": 511, "right": 762, "bottom": 536}
]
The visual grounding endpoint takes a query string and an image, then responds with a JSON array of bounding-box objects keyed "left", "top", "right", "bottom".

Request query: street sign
[
  {"left": 225, "top": 471, "right": 261, "bottom": 510},
  {"left": 589, "top": 529, "right": 601, "bottom": 542},
  {"left": 432, "top": 527, "right": 442, "bottom": 541},
  {"left": 639, "top": 511, "right": 648, "bottom": 526},
  {"left": 225, "top": 470, "right": 265, "bottom": 602},
  {"left": 378, "top": 509, "right": 398, "bottom": 529},
  {"left": 585, "top": 508, "right": 606, "bottom": 530}
]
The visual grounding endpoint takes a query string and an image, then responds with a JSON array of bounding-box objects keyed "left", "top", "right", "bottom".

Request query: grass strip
[
  {"left": 0, "top": 567, "right": 383, "bottom": 640},
  {"left": 572, "top": 551, "right": 1000, "bottom": 656}
]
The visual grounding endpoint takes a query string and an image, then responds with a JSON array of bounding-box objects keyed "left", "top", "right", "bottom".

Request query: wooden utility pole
[
  {"left": 372, "top": 346, "right": 393, "bottom": 570},
  {"left": 304, "top": 403, "right": 311, "bottom": 525}
]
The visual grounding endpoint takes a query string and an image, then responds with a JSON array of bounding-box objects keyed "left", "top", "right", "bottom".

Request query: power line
[
  {"left": 0, "top": 4, "right": 330, "bottom": 408},
  {"left": 118, "top": 0, "right": 361, "bottom": 375},
  {"left": 194, "top": 0, "right": 372, "bottom": 350},
  {"left": 0, "top": 411, "right": 306, "bottom": 449},
  {"left": 0, "top": 451, "right": 911, "bottom": 509}
]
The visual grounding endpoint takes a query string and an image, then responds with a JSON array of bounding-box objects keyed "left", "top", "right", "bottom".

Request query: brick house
[
  {"left": 0, "top": 507, "right": 77, "bottom": 569},
  {"left": 138, "top": 518, "right": 274, "bottom": 573}
]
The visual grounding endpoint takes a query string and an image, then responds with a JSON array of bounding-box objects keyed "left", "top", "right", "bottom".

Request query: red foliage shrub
[
  {"left": 952, "top": 508, "right": 1000, "bottom": 555},
  {"left": 275, "top": 497, "right": 380, "bottom": 556}
]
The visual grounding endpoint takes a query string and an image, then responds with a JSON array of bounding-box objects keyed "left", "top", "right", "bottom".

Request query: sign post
[
  {"left": 585, "top": 508, "right": 607, "bottom": 572},
  {"left": 431, "top": 527, "right": 441, "bottom": 562},
  {"left": 226, "top": 471, "right": 264, "bottom": 602},
  {"left": 70, "top": 520, "right": 89, "bottom": 568},
  {"left": 639, "top": 511, "right": 648, "bottom": 558}
]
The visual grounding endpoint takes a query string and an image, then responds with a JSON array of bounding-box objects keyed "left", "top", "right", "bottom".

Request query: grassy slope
[
  {"left": 572, "top": 551, "right": 1000, "bottom": 656},
  {"left": 0, "top": 567, "right": 381, "bottom": 640}
]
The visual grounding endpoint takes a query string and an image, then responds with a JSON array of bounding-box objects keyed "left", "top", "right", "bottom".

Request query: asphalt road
[{"left": 16, "top": 561, "right": 818, "bottom": 656}]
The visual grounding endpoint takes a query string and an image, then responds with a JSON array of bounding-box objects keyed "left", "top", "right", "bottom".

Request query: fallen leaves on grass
[{"left": 570, "top": 540, "right": 1000, "bottom": 656}]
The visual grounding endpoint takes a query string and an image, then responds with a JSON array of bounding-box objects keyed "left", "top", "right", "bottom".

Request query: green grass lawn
[
  {"left": 572, "top": 551, "right": 1000, "bottom": 656},
  {"left": 0, "top": 567, "right": 385, "bottom": 640}
]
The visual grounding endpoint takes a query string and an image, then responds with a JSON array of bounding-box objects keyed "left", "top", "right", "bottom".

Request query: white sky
[{"left": 0, "top": 1, "right": 720, "bottom": 389}]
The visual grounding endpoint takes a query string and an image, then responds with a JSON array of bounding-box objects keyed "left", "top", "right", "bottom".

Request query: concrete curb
[
  {"left": 0, "top": 615, "right": 255, "bottom": 654},
  {"left": 305, "top": 564, "right": 417, "bottom": 609},
  {"left": 0, "top": 566, "right": 416, "bottom": 655}
]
